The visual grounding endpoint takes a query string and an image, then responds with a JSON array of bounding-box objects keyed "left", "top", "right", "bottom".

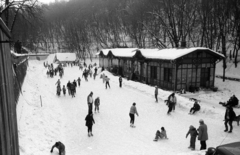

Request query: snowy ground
[{"left": 17, "top": 59, "right": 240, "bottom": 155}]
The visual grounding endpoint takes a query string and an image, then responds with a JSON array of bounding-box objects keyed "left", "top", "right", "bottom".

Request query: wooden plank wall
[{"left": 0, "top": 19, "right": 19, "bottom": 155}]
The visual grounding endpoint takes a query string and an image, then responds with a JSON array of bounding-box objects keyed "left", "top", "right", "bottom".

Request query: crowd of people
[{"left": 46, "top": 60, "right": 239, "bottom": 155}]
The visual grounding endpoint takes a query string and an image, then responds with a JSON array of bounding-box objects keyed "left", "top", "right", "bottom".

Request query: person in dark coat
[
  {"left": 66, "top": 81, "right": 71, "bottom": 96},
  {"left": 198, "top": 119, "right": 208, "bottom": 150},
  {"left": 85, "top": 112, "right": 95, "bottom": 137},
  {"left": 189, "top": 101, "right": 201, "bottom": 114},
  {"left": 94, "top": 97, "right": 100, "bottom": 113},
  {"left": 62, "top": 85, "right": 66, "bottom": 96},
  {"left": 105, "top": 76, "right": 110, "bottom": 89},
  {"left": 94, "top": 67, "right": 97, "bottom": 74},
  {"left": 154, "top": 86, "right": 158, "bottom": 102},
  {"left": 119, "top": 76, "right": 122, "bottom": 88},
  {"left": 186, "top": 125, "right": 198, "bottom": 150},
  {"left": 50, "top": 141, "right": 65, "bottom": 155},
  {"left": 73, "top": 80, "right": 77, "bottom": 94},
  {"left": 167, "top": 93, "right": 177, "bottom": 114},
  {"left": 224, "top": 106, "right": 236, "bottom": 133},
  {"left": 77, "top": 77, "right": 81, "bottom": 87}
]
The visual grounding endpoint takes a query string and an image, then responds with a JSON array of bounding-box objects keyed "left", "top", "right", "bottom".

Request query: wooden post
[
  {"left": 40, "top": 95, "right": 42, "bottom": 107},
  {"left": 174, "top": 62, "right": 178, "bottom": 92}
]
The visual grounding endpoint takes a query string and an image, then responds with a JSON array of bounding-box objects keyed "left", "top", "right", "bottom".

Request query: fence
[{"left": 0, "top": 18, "right": 19, "bottom": 155}]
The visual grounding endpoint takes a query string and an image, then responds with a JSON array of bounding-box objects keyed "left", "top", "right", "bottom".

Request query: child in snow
[
  {"left": 94, "top": 97, "right": 100, "bottom": 113},
  {"left": 62, "top": 85, "right": 66, "bottom": 96},
  {"left": 85, "top": 111, "right": 95, "bottom": 137},
  {"left": 186, "top": 125, "right": 198, "bottom": 150},
  {"left": 154, "top": 127, "right": 168, "bottom": 141},
  {"left": 50, "top": 141, "right": 65, "bottom": 155},
  {"left": 56, "top": 85, "right": 61, "bottom": 96}
]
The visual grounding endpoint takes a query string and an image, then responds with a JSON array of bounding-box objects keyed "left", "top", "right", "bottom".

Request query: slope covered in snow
[{"left": 17, "top": 59, "right": 240, "bottom": 155}]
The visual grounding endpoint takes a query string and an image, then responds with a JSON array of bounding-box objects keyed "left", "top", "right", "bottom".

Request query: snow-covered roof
[
  {"left": 56, "top": 53, "right": 76, "bottom": 62},
  {"left": 100, "top": 47, "right": 224, "bottom": 60},
  {"left": 46, "top": 54, "right": 56, "bottom": 63},
  {"left": 99, "top": 48, "right": 138, "bottom": 58},
  {"left": 137, "top": 47, "right": 225, "bottom": 60},
  {"left": 109, "top": 48, "right": 138, "bottom": 57}
]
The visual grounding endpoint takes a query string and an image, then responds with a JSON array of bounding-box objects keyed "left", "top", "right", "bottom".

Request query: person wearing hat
[
  {"left": 129, "top": 103, "right": 139, "bottom": 127},
  {"left": 154, "top": 86, "right": 158, "bottom": 102},
  {"left": 186, "top": 125, "right": 198, "bottom": 150},
  {"left": 197, "top": 119, "right": 208, "bottom": 150}
]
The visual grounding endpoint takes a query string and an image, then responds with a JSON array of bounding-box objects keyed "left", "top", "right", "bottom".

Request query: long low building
[{"left": 98, "top": 47, "right": 224, "bottom": 91}]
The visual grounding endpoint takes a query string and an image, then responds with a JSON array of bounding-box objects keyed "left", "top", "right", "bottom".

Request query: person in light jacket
[
  {"left": 198, "top": 119, "right": 208, "bottom": 150},
  {"left": 87, "top": 92, "right": 93, "bottom": 114},
  {"left": 129, "top": 103, "right": 139, "bottom": 127}
]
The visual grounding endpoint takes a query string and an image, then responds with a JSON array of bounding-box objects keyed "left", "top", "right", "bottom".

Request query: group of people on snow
[{"left": 86, "top": 91, "right": 100, "bottom": 137}]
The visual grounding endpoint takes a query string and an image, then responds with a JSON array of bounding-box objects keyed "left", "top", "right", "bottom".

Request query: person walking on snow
[
  {"left": 224, "top": 106, "right": 236, "bottom": 133},
  {"left": 67, "top": 81, "right": 71, "bottom": 96},
  {"left": 167, "top": 93, "right": 177, "bottom": 114},
  {"left": 94, "top": 97, "right": 100, "bottom": 113},
  {"left": 155, "top": 86, "right": 158, "bottom": 102},
  {"left": 105, "top": 76, "right": 110, "bottom": 89},
  {"left": 129, "top": 103, "right": 139, "bottom": 127},
  {"left": 119, "top": 76, "right": 122, "bottom": 88},
  {"left": 62, "top": 85, "right": 66, "bottom": 96},
  {"left": 55, "top": 79, "right": 61, "bottom": 86},
  {"left": 77, "top": 77, "right": 81, "bottom": 87},
  {"left": 56, "top": 84, "right": 61, "bottom": 96},
  {"left": 87, "top": 92, "right": 94, "bottom": 114},
  {"left": 186, "top": 125, "right": 198, "bottom": 150},
  {"left": 197, "top": 119, "right": 208, "bottom": 150},
  {"left": 85, "top": 111, "right": 95, "bottom": 137}
]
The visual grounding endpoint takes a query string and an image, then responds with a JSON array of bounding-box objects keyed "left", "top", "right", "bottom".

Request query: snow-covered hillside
[{"left": 17, "top": 59, "right": 240, "bottom": 155}]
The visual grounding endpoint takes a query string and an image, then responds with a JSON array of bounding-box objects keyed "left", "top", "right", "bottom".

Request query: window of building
[
  {"left": 164, "top": 68, "right": 172, "bottom": 82},
  {"left": 150, "top": 66, "right": 157, "bottom": 79}
]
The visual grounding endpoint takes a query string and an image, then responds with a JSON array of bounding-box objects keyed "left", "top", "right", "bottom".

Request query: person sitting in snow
[
  {"left": 189, "top": 101, "right": 201, "bottom": 114},
  {"left": 154, "top": 127, "right": 168, "bottom": 141},
  {"left": 50, "top": 141, "right": 65, "bottom": 155},
  {"left": 186, "top": 125, "right": 198, "bottom": 150}
]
